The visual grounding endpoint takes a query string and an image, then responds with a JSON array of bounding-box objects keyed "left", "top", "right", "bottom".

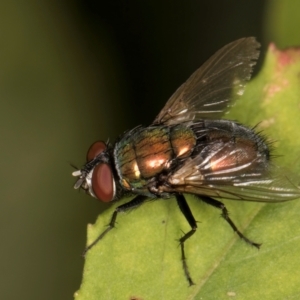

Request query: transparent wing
[
  {"left": 168, "top": 143, "right": 300, "bottom": 203},
  {"left": 153, "top": 37, "right": 260, "bottom": 125}
]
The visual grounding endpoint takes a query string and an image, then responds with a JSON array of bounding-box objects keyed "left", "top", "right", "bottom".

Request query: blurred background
[{"left": 0, "top": 1, "right": 298, "bottom": 299}]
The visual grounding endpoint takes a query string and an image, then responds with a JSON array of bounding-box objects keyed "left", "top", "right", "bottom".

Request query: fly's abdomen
[
  {"left": 114, "top": 125, "right": 196, "bottom": 191},
  {"left": 170, "top": 125, "right": 197, "bottom": 158},
  {"left": 191, "top": 120, "right": 270, "bottom": 178}
]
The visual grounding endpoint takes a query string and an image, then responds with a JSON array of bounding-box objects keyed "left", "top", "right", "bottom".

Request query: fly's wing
[
  {"left": 184, "top": 169, "right": 300, "bottom": 202},
  {"left": 168, "top": 143, "right": 300, "bottom": 202},
  {"left": 153, "top": 37, "right": 260, "bottom": 125}
]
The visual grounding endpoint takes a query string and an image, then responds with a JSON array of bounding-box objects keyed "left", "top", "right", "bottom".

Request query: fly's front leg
[
  {"left": 200, "top": 196, "right": 261, "bottom": 248},
  {"left": 176, "top": 194, "right": 197, "bottom": 286},
  {"left": 83, "top": 195, "right": 148, "bottom": 256}
]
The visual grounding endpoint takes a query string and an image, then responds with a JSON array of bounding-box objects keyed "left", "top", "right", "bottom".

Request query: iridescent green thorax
[{"left": 114, "top": 125, "right": 196, "bottom": 194}]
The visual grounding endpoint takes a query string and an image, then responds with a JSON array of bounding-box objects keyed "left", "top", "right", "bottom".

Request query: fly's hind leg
[
  {"left": 83, "top": 195, "right": 148, "bottom": 256},
  {"left": 176, "top": 194, "right": 198, "bottom": 286},
  {"left": 200, "top": 196, "right": 261, "bottom": 248}
]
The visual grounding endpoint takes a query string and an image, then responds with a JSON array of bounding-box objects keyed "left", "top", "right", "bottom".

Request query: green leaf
[
  {"left": 75, "top": 46, "right": 300, "bottom": 300},
  {"left": 265, "top": 0, "right": 300, "bottom": 47}
]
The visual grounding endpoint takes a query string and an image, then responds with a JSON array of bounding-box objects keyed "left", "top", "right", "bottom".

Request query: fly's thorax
[{"left": 114, "top": 125, "right": 197, "bottom": 191}]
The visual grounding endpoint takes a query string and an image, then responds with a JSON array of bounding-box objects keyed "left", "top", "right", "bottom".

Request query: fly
[{"left": 72, "top": 37, "right": 300, "bottom": 285}]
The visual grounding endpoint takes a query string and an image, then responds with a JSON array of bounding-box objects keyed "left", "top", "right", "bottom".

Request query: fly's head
[{"left": 72, "top": 141, "right": 117, "bottom": 202}]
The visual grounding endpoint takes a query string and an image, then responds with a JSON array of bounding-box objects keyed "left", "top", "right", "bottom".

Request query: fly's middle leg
[{"left": 176, "top": 194, "right": 197, "bottom": 286}]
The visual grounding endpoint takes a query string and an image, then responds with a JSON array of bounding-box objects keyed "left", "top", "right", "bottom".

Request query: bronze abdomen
[{"left": 114, "top": 125, "right": 197, "bottom": 191}]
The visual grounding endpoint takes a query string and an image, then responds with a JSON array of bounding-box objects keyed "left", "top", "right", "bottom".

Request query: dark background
[
  {"left": 0, "top": 1, "right": 268, "bottom": 299},
  {"left": 80, "top": 0, "right": 265, "bottom": 127}
]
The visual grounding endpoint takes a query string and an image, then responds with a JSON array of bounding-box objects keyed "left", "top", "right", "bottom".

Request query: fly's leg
[
  {"left": 200, "top": 196, "right": 261, "bottom": 248},
  {"left": 176, "top": 194, "right": 197, "bottom": 286},
  {"left": 83, "top": 195, "right": 148, "bottom": 256}
]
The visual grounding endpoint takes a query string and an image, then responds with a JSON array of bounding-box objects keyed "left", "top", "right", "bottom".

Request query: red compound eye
[
  {"left": 86, "top": 141, "right": 107, "bottom": 162},
  {"left": 91, "top": 163, "right": 115, "bottom": 202}
]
